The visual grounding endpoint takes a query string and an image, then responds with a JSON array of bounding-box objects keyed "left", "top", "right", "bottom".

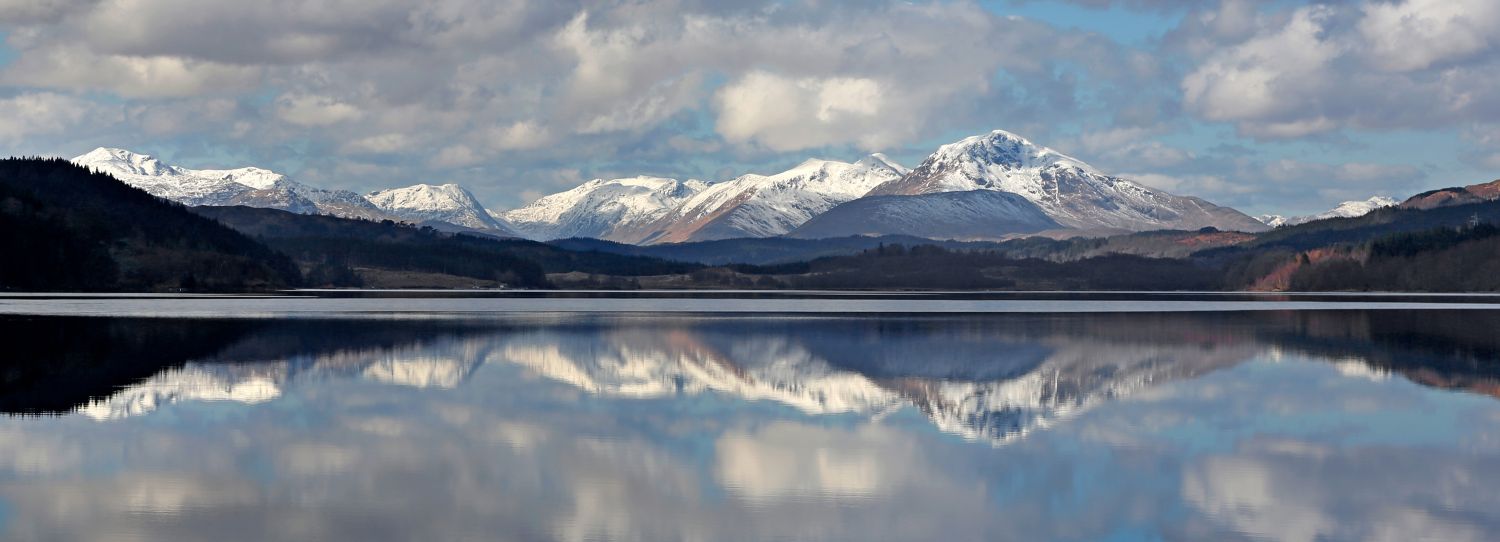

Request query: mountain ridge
[
  {"left": 70, "top": 148, "right": 517, "bottom": 235},
  {"left": 867, "top": 130, "right": 1269, "bottom": 233}
]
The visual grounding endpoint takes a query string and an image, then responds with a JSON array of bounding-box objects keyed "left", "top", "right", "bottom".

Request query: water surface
[{"left": 1, "top": 300, "right": 1498, "bottom": 541}]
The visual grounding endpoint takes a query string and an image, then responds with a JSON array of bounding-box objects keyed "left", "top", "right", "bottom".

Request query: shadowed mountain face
[
  {"left": 867, "top": 130, "right": 1269, "bottom": 233},
  {"left": 788, "top": 190, "right": 1059, "bottom": 240},
  {"left": 7, "top": 310, "right": 1498, "bottom": 442}
]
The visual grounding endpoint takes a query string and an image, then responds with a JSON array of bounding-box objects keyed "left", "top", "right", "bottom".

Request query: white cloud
[
  {"left": 274, "top": 94, "right": 362, "bottom": 127},
  {"left": 1358, "top": 0, "right": 1500, "bottom": 72},
  {"left": 1177, "top": 0, "right": 1500, "bottom": 139},
  {"left": 1062, "top": 127, "right": 1195, "bottom": 169},
  {"left": 1, "top": 47, "right": 263, "bottom": 98},
  {"left": 715, "top": 72, "right": 892, "bottom": 152},
  {"left": 489, "top": 121, "right": 553, "bottom": 151},
  {"left": 0, "top": 92, "right": 103, "bottom": 143},
  {"left": 1181, "top": 6, "right": 1341, "bottom": 135},
  {"left": 340, "top": 133, "right": 414, "bottom": 155}
]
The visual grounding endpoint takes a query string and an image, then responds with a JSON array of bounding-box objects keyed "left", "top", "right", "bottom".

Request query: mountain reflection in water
[{"left": 1, "top": 310, "right": 1498, "bottom": 541}]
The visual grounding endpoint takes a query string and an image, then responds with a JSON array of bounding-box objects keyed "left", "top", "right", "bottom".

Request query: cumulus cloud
[
  {"left": 0, "top": 92, "right": 107, "bottom": 144},
  {"left": 1178, "top": 0, "right": 1500, "bottom": 139},
  {"left": 1, "top": 47, "right": 263, "bottom": 98},
  {"left": 1181, "top": 6, "right": 1341, "bottom": 137},
  {"left": 715, "top": 72, "right": 892, "bottom": 151},
  {"left": 274, "top": 94, "right": 362, "bottom": 127},
  {"left": 0, "top": 0, "right": 1489, "bottom": 211},
  {"left": 1357, "top": 0, "right": 1500, "bottom": 72},
  {"left": 1060, "top": 127, "right": 1196, "bottom": 170}
]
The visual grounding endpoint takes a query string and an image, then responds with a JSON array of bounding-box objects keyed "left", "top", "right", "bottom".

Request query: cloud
[
  {"left": 489, "top": 121, "right": 553, "bottom": 151},
  {"left": 1, "top": 47, "right": 263, "bottom": 98},
  {"left": 1357, "top": 0, "right": 1500, "bottom": 72},
  {"left": 1181, "top": 6, "right": 1341, "bottom": 137},
  {"left": 340, "top": 133, "right": 415, "bottom": 155},
  {"left": 274, "top": 94, "right": 362, "bottom": 127},
  {"left": 0, "top": 0, "right": 1494, "bottom": 212},
  {"left": 0, "top": 92, "right": 107, "bottom": 144},
  {"left": 715, "top": 72, "right": 892, "bottom": 152},
  {"left": 0, "top": 0, "right": 95, "bottom": 24},
  {"left": 1060, "top": 127, "right": 1196, "bottom": 169},
  {"left": 1177, "top": 0, "right": 1500, "bottom": 139}
]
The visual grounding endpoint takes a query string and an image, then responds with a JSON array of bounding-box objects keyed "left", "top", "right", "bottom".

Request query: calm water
[{"left": 2, "top": 297, "right": 1499, "bottom": 541}]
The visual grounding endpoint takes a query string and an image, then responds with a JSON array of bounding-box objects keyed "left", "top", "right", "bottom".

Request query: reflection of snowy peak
[
  {"left": 496, "top": 329, "right": 1249, "bottom": 444},
  {"left": 498, "top": 332, "right": 903, "bottom": 415},
  {"left": 75, "top": 342, "right": 485, "bottom": 419},
  {"left": 77, "top": 365, "right": 283, "bottom": 421},
  {"left": 73, "top": 325, "right": 1251, "bottom": 444}
]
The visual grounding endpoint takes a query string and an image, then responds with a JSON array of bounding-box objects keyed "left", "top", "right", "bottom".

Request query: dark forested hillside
[
  {"left": 193, "top": 206, "right": 701, "bottom": 288},
  {"left": 0, "top": 158, "right": 300, "bottom": 291}
]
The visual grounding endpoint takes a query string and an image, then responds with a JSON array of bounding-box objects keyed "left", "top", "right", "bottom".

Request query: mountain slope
[
  {"left": 0, "top": 158, "right": 301, "bottom": 291},
  {"left": 1260, "top": 196, "right": 1398, "bottom": 227},
  {"left": 71, "top": 148, "right": 391, "bottom": 220},
  {"left": 788, "top": 190, "right": 1058, "bottom": 240},
  {"left": 638, "top": 155, "right": 907, "bottom": 243},
  {"left": 501, "top": 176, "right": 708, "bottom": 242},
  {"left": 1399, "top": 179, "right": 1500, "bottom": 210},
  {"left": 193, "top": 206, "right": 700, "bottom": 285},
  {"left": 868, "top": 130, "right": 1268, "bottom": 233},
  {"left": 366, "top": 183, "right": 519, "bottom": 236}
]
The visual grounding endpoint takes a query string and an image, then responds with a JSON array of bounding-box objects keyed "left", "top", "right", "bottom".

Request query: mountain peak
[
  {"left": 366, "top": 182, "right": 509, "bottom": 232},
  {"left": 73, "top": 147, "right": 177, "bottom": 177},
  {"left": 869, "top": 128, "right": 1267, "bottom": 232},
  {"left": 502, "top": 175, "right": 710, "bottom": 242},
  {"left": 932, "top": 129, "right": 1096, "bottom": 174},
  {"left": 1269, "top": 195, "right": 1397, "bottom": 226},
  {"left": 855, "top": 153, "right": 909, "bottom": 175}
]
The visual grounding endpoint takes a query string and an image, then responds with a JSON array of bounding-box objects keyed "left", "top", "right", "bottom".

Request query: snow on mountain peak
[
  {"left": 367, "top": 183, "right": 511, "bottom": 232},
  {"left": 638, "top": 155, "right": 909, "bottom": 243},
  {"left": 869, "top": 129, "right": 1267, "bottom": 233},
  {"left": 934, "top": 129, "right": 1097, "bottom": 174},
  {"left": 1263, "top": 195, "right": 1397, "bottom": 227},
  {"left": 856, "top": 153, "right": 909, "bottom": 175},
  {"left": 74, "top": 147, "right": 180, "bottom": 177},
  {"left": 502, "top": 176, "right": 709, "bottom": 242}
]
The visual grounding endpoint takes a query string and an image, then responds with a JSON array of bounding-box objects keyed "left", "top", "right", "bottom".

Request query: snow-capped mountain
[
  {"left": 366, "top": 183, "right": 517, "bottom": 235},
  {"left": 637, "top": 154, "right": 908, "bottom": 243},
  {"left": 501, "top": 176, "right": 709, "bottom": 242},
  {"left": 72, "top": 147, "right": 260, "bottom": 207},
  {"left": 1258, "top": 196, "right": 1398, "bottom": 227},
  {"left": 867, "top": 130, "right": 1269, "bottom": 233},
  {"left": 788, "top": 190, "right": 1058, "bottom": 240},
  {"left": 71, "top": 147, "right": 392, "bottom": 220},
  {"left": 1256, "top": 214, "right": 1288, "bottom": 228}
]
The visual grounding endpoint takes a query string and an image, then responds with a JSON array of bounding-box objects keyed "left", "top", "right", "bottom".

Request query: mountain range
[
  {"left": 1258, "top": 196, "right": 1399, "bottom": 227},
  {"left": 76, "top": 129, "right": 1446, "bottom": 247},
  {"left": 71, "top": 148, "right": 520, "bottom": 236}
]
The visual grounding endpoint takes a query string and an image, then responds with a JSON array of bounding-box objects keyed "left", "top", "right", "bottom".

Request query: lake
[{"left": 1, "top": 294, "right": 1498, "bottom": 541}]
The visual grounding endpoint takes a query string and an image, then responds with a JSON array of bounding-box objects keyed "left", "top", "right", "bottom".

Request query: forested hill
[
  {"left": 192, "top": 206, "right": 702, "bottom": 288},
  {"left": 0, "top": 158, "right": 300, "bottom": 291}
]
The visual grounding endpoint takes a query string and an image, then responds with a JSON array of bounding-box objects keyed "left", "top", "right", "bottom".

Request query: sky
[{"left": 0, "top": 0, "right": 1496, "bottom": 216}]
